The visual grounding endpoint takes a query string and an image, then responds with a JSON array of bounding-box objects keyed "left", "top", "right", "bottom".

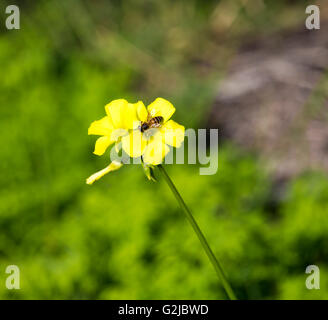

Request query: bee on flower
[
  {"left": 86, "top": 98, "right": 236, "bottom": 300},
  {"left": 86, "top": 98, "right": 185, "bottom": 184}
]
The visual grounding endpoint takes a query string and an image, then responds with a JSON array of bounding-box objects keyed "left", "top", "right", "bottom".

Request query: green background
[{"left": 0, "top": 0, "right": 327, "bottom": 299}]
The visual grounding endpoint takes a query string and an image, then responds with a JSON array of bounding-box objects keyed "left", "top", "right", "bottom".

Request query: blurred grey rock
[{"left": 209, "top": 24, "right": 328, "bottom": 180}]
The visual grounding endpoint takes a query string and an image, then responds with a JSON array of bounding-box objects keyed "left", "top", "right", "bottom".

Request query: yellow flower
[
  {"left": 86, "top": 99, "right": 139, "bottom": 184},
  {"left": 88, "top": 99, "right": 140, "bottom": 155},
  {"left": 122, "top": 98, "right": 185, "bottom": 165},
  {"left": 86, "top": 97, "right": 185, "bottom": 184}
]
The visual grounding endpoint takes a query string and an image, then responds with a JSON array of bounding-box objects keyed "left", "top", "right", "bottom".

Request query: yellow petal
[
  {"left": 143, "top": 134, "right": 170, "bottom": 165},
  {"left": 110, "top": 128, "right": 129, "bottom": 142},
  {"left": 86, "top": 161, "right": 123, "bottom": 185},
  {"left": 161, "top": 120, "right": 185, "bottom": 148},
  {"left": 122, "top": 130, "right": 147, "bottom": 158},
  {"left": 88, "top": 116, "right": 114, "bottom": 136},
  {"left": 105, "top": 99, "right": 140, "bottom": 130},
  {"left": 125, "top": 103, "right": 140, "bottom": 129},
  {"left": 147, "top": 98, "right": 175, "bottom": 122},
  {"left": 136, "top": 101, "right": 148, "bottom": 122},
  {"left": 93, "top": 136, "right": 114, "bottom": 156},
  {"left": 105, "top": 99, "right": 128, "bottom": 129}
]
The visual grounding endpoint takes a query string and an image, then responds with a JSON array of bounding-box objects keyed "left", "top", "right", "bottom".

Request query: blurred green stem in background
[{"left": 157, "top": 165, "right": 237, "bottom": 300}]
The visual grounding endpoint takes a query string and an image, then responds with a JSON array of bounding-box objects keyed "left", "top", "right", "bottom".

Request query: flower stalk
[{"left": 157, "top": 164, "right": 237, "bottom": 300}]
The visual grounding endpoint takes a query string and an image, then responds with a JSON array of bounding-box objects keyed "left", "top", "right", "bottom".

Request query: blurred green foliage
[{"left": 0, "top": 0, "right": 327, "bottom": 299}]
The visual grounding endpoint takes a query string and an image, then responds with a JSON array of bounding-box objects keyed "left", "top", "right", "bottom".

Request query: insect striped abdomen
[{"left": 151, "top": 116, "right": 164, "bottom": 125}]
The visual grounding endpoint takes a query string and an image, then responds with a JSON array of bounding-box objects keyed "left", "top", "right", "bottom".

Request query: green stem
[{"left": 158, "top": 164, "right": 237, "bottom": 300}]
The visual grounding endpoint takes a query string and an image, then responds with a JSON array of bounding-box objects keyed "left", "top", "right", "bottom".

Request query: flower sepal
[{"left": 141, "top": 158, "right": 157, "bottom": 182}]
